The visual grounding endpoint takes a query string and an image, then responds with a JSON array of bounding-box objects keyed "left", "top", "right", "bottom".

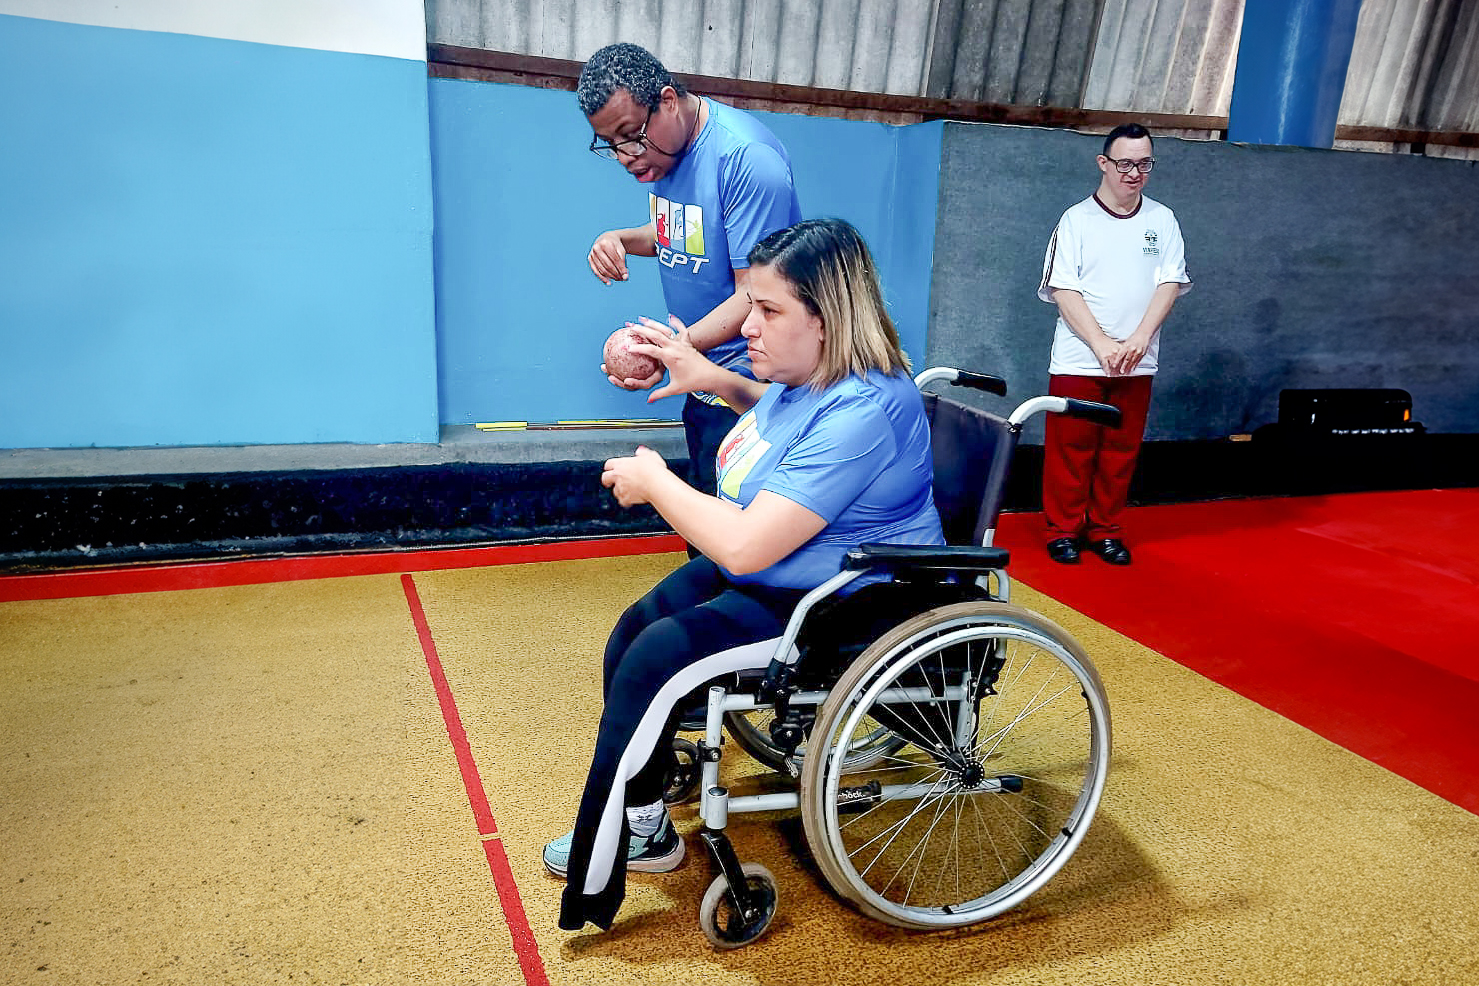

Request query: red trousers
[{"left": 1041, "top": 374, "right": 1153, "bottom": 544}]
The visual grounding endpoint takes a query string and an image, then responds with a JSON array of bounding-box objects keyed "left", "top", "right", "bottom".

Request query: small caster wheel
[
  {"left": 663, "top": 738, "right": 701, "bottom": 805},
  {"left": 698, "top": 862, "right": 777, "bottom": 950}
]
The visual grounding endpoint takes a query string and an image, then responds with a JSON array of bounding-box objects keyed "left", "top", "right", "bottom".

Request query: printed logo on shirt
[
  {"left": 716, "top": 411, "right": 770, "bottom": 501},
  {"left": 650, "top": 194, "right": 710, "bottom": 274},
  {"left": 1143, "top": 229, "right": 1160, "bottom": 256}
]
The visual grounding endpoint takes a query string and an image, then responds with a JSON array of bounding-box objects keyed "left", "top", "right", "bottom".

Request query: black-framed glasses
[
  {"left": 1104, "top": 155, "right": 1155, "bottom": 174},
  {"left": 590, "top": 108, "right": 652, "bottom": 160}
]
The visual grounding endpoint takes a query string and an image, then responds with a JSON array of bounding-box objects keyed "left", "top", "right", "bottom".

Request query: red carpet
[{"left": 997, "top": 489, "right": 1479, "bottom": 814}]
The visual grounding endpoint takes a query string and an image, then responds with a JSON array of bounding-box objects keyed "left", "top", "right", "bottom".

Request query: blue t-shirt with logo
[
  {"left": 713, "top": 370, "right": 944, "bottom": 591},
  {"left": 651, "top": 98, "right": 802, "bottom": 375}
]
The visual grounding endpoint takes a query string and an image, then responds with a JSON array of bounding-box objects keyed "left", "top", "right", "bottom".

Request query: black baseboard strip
[{"left": 3, "top": 436, "right": 1475, "bottom": 573}]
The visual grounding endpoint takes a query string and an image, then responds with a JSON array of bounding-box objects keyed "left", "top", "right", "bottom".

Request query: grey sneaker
[{"left": 543, "top": 814, "right": 685, "bottom": 878}]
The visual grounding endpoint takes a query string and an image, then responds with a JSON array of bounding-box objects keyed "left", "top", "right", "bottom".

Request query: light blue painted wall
[
  {"left": 429, "top": 78, "right": 943, "bottom": 425},
  {"left": 0, "top": 14, "right": 438, "bottom": 448},
  {"left": 428, "top": 79, "right": 665, "bottom": 425}
]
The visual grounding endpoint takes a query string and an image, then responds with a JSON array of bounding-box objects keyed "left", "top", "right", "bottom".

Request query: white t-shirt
[{"left": 1039, "top": 193, "right": 1191, "bottom": 376}]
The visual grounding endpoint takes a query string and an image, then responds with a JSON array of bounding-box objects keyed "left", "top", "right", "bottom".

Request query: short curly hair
[{"left": 577, "top": 43, "right": 687, "bottom": 117}]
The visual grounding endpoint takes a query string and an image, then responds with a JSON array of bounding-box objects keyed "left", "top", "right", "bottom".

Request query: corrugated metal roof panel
[
  {"left": 426, "top": 0, "right": 1101, "bottom": 100},
  {"left": 1080, "top": 0, "right": 1242, "bottom": 115},
  {"left": 924, "top": 0, "right": 1103, "bottom": 105},
  {"left": 1340, "top": 0, "right": 1479, "bottom": 132},
  {"left": 427, "top": 0, "right": 1476, "bottom": 155}
]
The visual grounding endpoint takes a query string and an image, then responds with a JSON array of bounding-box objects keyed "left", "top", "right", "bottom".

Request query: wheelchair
[{"left": 663, "top": 367, "right": 1123, "bottom": 949}]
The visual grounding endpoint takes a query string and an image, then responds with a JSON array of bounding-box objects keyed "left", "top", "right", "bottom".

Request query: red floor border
[
  {"left": 0, "top": 534, "right": 688, "bottom": 602},
  {"left": 402, "top": 574, "right": 550, "bottom": 986},
  {"left": 996, "top": 492, "right": 1479, "bottom": 815}
]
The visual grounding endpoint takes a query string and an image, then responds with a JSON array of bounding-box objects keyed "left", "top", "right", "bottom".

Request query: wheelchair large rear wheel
[{"left": 800, "top": 601, "right": 1110, "bottom": 930}]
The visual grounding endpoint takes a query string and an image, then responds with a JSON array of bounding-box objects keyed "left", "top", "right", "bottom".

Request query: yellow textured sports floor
[{"left": 2, "top": 551, "right": 1477, "bottom": 985}]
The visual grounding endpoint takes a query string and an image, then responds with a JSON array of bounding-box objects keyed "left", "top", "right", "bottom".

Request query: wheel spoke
[
  {"left": 889, "top": 780, "right": 956, "bottom": 904},
  {"left": 979, "top": 786, "right": 1040, "bottom": 861},
  {"left": 837, "top": 760, "right": 951, "bottom": 833},
  {"left": 848, "top": 772, "right": 955, "bottom": 875},
  {"left": 971, "top": 700, "right": 1089, "bottom": 756},
  {"left": 967, "top": 787, "right": 1012, "bottom": 881}
]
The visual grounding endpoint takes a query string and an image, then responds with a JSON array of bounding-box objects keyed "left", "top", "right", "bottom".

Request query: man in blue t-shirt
[{"left": 576, "top": 43, "right": 802, "bottom": 501}]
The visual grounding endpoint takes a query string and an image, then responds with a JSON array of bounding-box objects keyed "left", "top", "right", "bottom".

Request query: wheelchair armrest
[{"left": 844, "top": 543, "right": 1010, "bottom": 575}]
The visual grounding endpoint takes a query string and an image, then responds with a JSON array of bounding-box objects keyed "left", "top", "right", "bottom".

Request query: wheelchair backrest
[{"left": 922, "top": 392, "right": 1018, "bottom": 547}]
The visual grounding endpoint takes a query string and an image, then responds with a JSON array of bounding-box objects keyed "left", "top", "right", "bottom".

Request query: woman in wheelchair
[{"left": 546, "top": 218, "right": 946, "bottom": 932}]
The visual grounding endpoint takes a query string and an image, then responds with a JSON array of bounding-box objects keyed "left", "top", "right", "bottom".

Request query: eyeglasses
[
  {"left": 1104, "top": 155, "right": 1155, "bottom": 174},
  {"left": 590, "top": 108, "right": 653, "bottom": 160}
]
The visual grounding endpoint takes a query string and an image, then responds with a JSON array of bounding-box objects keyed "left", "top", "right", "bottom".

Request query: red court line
[
  {"left": 0, "top": 534, "right": 687, "bottom": 602},
  {"left": 402, "top": 574, "right": 550, "bottom": 986}
]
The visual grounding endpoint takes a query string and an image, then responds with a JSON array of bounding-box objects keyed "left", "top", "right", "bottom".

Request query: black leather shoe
[
  {"left": 1086, "top": 538, "right": 1132, "bottom": 565},
  {"left": 1046, "top": 537, "right": 1081, "bottom": 564}
]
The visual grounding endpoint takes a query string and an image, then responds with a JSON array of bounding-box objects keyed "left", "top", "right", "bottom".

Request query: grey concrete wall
[{"left": 929, "top": 122, "right": 1479, "bottom": 441}]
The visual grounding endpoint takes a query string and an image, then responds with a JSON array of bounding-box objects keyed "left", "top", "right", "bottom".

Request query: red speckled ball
[{"left": 603, "top": 326, "right": 661, "bottom": 381}]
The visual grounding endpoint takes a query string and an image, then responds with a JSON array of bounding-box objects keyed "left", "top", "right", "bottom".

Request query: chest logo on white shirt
[{"left": 1142, "top": 229, "right": 1160, "bottom": 256}]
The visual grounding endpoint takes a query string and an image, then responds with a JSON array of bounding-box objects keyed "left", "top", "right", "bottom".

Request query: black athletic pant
[{"left": 559, "top": 556, "right": 804, "bottom": 931}]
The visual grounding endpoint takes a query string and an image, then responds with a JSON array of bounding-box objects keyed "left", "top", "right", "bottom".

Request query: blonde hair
[{"left": 747, "top": 219, "right": 910, "bottom": 389}]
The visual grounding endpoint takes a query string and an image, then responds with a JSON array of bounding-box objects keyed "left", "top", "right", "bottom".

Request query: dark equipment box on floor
[{"left": 1276, "top": 388, "right": 1424, "bottom": 436}]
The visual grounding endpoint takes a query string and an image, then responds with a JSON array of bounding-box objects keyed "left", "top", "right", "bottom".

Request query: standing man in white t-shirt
[{"left": 1037, "top": 124, "right": 1191, "bottom": 565}]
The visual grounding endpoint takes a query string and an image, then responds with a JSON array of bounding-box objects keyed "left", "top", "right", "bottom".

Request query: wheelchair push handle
[
  {"left": 913, "top": 366, "right": 1008, "bottom": 396},
  {"left": 1060, "top": 398, "right": 1122, "bottom": 428},
  {"left": 1008, "top": 395, "right": 1120, "bottom": 428},
  {"left": 951, "top": 370, "right": 1009, "bottom": 396}
]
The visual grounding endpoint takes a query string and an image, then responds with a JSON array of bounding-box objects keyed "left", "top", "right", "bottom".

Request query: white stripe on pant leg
[{"left": 582, "top": 637, "right": 779, "bottom": 896}]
